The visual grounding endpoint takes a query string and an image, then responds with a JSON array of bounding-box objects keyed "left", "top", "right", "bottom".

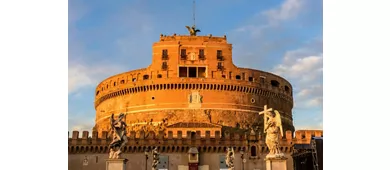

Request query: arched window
[
  {"left": 260, "top": 77, "right": 266, "bottom": 83},
  {"left": 285, "top": 86, "right": 290, "bottom": 93},
  {"left": 191, "top": 132, "right": 196, "bottom": 139},
  {"left": 271, "top": 80, "right": 280, "bottom": 87},
  {"left": 250, "top": 146, "right": 257, "bottom": 157}
]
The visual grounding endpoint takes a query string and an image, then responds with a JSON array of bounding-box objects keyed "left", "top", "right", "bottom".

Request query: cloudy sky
[{"left": 68, "top": 0, "right": 323, "bottom": 132}]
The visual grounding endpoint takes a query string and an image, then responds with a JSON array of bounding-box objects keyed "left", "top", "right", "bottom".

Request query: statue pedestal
[
  {"left": 106, "top": 159, "right": 128, "bottom": 170},
  {"left": 265, "top": 155, "right": 288, "bottom": 170}
]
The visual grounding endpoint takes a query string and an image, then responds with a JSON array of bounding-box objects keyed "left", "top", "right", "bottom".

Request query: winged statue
[
  {"left": 259, "top": 105, "right": 284, "bottom": 157},
  {"left": 273, "top": 110, "right": 284, "bottom": 137},
  {"left": 185, "top": 25, "right": 201, "bottom": 36},
  {"left": 225, "top": 147, "right": 235, "bottom": 169},
  {"left": 151, "top": 147, "right": 160, "bottom": 170},
  {"left": 108, "top": 113, "right": 128, "bottom": 159}
]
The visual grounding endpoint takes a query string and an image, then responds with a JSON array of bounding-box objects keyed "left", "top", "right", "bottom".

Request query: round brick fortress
[{"left": 93, "top": 34, "right": 294, "bottom": 136}]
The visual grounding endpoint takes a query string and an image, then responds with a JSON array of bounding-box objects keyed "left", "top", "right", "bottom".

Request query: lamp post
[
  {"left": 145, "top": 148, "right": 149, "bottom": 170},
  {"left": 240, "top": 148, "right": 245, "bottom": 170}
]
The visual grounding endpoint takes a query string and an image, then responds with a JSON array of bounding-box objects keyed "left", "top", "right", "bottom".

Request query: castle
[{"left": 68, "top": 26, "right": 323, "bottom": 170}]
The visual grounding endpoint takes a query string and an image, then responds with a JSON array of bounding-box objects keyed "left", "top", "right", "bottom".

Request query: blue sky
[{"left": 68, "top": 0, "right": 323, "bottom": 132}]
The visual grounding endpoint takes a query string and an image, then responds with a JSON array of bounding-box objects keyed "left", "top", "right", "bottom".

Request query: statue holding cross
[{"left": 259, "top": 105, "right": 285, "bottom": 158}]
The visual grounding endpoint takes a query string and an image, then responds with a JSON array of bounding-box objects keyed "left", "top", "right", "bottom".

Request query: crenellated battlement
[
  {"left": 293, "top": 130, "right": 323, "bottom": 144},
  {"left": 68, "top": 130, "right": 322, "bottom": 154}
]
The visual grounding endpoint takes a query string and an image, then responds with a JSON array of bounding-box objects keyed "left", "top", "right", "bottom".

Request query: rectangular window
[
  {"left": 162, "top": 62, "right": 168, "bottom": 70},
  {"left": 179, "top": 66, "right": 207, "bottom": 78},
  {"left": 181, "top": 49, "right": 187, "bottom": 59},
  {"left": 199, "top": 49, "right": 205, "bottom": 60},
  {"left": 199, "top": 49, "right": 204, "bottom": 55},
  {"left": 217, "top": 62, "right": 223, "bottom": 70},
  {"left": 188, "top": 67, "right": 197, "bottom": 78},
  {"left": 162, "top": 49, "right": 168, "bottom": 60},
  {"left": 217, "top": 50, "right": 223, "bottom": 60},
  {"left": 179, "top": 67, "right": 187, "bottom": 77},
  {"left": 198, "top": 67, "right": 206, "bottom": 78},
  {"left": 217, "top": 50, "right": 222, "bottom": 57}
]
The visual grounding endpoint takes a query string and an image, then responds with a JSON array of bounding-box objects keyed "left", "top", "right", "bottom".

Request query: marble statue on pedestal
[
  {"left": 151, "top": 147, "right": 160, "bottom": 170},
  {"left": 259, "top": 105, "right": 285, "bottom": 158},
  {"left": 108, "top": 113, "right": 128, "bottom": 159},
  {"left": 225, "top": 147, "right": 235, "bottom": 170}
]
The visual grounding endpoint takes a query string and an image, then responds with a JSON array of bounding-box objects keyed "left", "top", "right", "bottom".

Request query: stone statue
[
  {"left": 188, "top": 91, "right": 202, "bottom": 104},
  {"left": 185, "top": 25, "right": 201, "bottom": 36},
  {"left": 108, "top": 113, "right": 128, "bottom": 159},
  {"left": 83, "top": 156, "right": 88, "bottom": 166},
  {"left": 151, "top": 147, "right": 160, "bottom": 170},
  {"left": 225, "top": 147, "right": 235, "bottom": 170},
  {"left": 259, "top": 105, "right": 284, "bottom": 158}
]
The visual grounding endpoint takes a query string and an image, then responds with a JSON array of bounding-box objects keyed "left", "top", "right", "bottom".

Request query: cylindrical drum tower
[{"left": 93, "top": 33, "right": 294, "bottom": 137}]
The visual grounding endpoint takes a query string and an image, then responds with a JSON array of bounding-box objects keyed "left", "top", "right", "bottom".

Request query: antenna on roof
[
  {"left": 193, "top": 0, "right": 196, "bottom": 27},
  {"left": 185, "top": 0, "right": 201, "bottom": 36}
]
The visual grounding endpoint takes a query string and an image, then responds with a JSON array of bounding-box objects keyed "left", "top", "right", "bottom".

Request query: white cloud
[
  {"left": 227, "top": 0, "right": 323, "bottom": 114},
  {"left": 228, "top": 0, "right": 317, "bottom": 71},
  {"left": 68, "top": 4, "right": 155, "bottom": 95},
  {"left": 233, "top": 0, "right": 305, "bottom": 35},
  {"left": 271, "top": 40, "right": 323, "bottom": 111},
  {"left": 262, "top": 0, "right": 305, "bottom": 24},
  {"left": 297, "top": 85, "right": 322, "bottom": 98},
  {"left": 307, "top": 97, "right": 322, "bottom": 107},
  {"left": 274, "top": 55, "right": 323, "bottom": 81},
  {"left": 68, "top": 63, "right": 126, "bottom": 94}
]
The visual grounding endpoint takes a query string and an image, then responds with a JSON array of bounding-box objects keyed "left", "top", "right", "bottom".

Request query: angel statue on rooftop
[
  {"left": 259, "top": 105, "right": 285, "bottom": 158},
  {"left": 108, "top": 113, "right": 128, "bottom": 159},
  {"left": 185, "top": 25, "right": 201, "bottom": 36}
]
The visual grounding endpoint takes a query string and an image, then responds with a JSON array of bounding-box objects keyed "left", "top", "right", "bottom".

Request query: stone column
[{"left": 106, "top": 159, "right": 128, "bottom": 170}]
